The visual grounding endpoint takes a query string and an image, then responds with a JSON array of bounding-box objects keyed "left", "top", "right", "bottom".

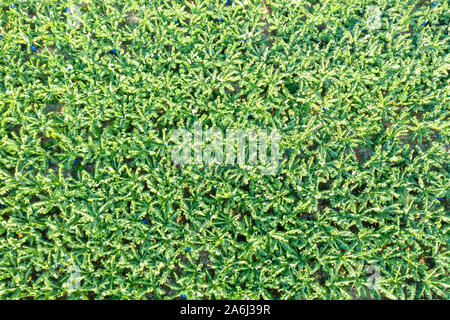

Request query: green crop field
[{"left": 0, "top": 0, "right": 448, "bottom": 300}]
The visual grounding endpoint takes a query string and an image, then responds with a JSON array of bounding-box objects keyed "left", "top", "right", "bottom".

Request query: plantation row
[{"left": 0, "top": 1, "right": 448, "bottom": 299}]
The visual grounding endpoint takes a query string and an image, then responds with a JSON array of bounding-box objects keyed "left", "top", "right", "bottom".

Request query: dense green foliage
[{"left": 0, "top": 0, "right": 448, "bottom": 299}]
